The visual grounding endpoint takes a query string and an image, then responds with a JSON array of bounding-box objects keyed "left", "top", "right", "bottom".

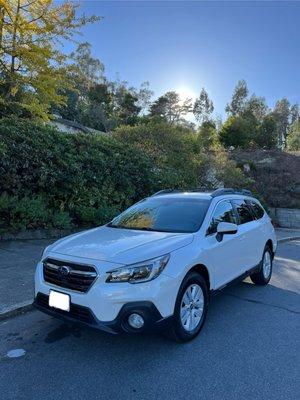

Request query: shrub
[
  {"left": 0, "top": 118, "right": 156, "bottom": 232},
  {"left": 210, "top": 149, "right": 254, "bottom": 189},
  {"left": 113, "top": 121, "right": 206, "bottom": 189},
  {"left": 0, "top": 194, "right": 51, "bottom": 233},
  {"left": 51, "top": 210, "right": 72, "bottom": 229},
  {"left": 71, "top": 204, "right": 119, "bottom": 226},
  {"left": 0, "top": 118, "right": 251, "bottom": 232}
]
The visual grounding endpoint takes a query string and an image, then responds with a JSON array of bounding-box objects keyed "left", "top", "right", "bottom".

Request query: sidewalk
[
  {"left": 0, "top": 229, "right": 299, "bottom": 319},
  {"left": 274, "top": 228, "right": 300, "bottom": 242},
  {"left": 0, "top": 239, "right": 55, "bottom": 318}
]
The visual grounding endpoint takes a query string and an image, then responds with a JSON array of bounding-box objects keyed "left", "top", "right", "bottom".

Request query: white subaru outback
[{"left": 35, "top": 188, "right": 277, "bottom": 342}]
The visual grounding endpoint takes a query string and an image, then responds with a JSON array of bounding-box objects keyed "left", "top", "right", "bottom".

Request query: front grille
[
  {"left": 43, "top": 258, "right": 97, "bottom": 293},
  {"left": 35, "top": 293, "right": 96, "bottom": 325}
]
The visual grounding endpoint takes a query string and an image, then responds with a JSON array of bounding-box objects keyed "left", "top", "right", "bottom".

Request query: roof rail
[
  {"left": 211, "top": 188, "right": 253, "bottom": 198},
  {"left": 152, "top": 188, "right": 253, "bottom": 198},
  {"left": 152, "top": 189, "right": 182, "bottom": 196},
  {"left": 152, "top": 188, "right": 212, "bottom": 196},
  {"left": 190, "top": 188, "right": 213, "bottom": 194}
]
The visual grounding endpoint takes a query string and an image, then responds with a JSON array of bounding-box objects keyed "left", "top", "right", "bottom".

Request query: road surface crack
[{"left": 225, "top": 293, "right": 300, "bottom": 315}]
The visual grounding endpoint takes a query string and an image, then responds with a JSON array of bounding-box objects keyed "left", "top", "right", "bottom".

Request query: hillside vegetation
[
  {"left": 230, "top": 150, "right": 300, "bottom": 208},
  {"left": 0, "top": 118, "right": 248, "bottom": 233}
]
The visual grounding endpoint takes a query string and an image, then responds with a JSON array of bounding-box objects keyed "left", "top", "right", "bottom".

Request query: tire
[
  {"left": 166, "top": 272, "right": 208, "bottom": 343},
  {"left": 250, "top": 246, "right": 273, "bottom": 285}
]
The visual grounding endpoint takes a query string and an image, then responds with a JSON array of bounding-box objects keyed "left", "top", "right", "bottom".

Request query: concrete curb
[
  {"left": 0, "top": 228, "right": 83, "bottom": 242},
  {"left": 0, "top": 301, "right": 33, "bottom": 322},
  {"left": 277, "top": 236, "right": 300, "bottom": 243}
]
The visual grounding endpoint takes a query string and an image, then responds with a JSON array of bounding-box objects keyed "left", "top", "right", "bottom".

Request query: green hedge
[
  {"left": 0, "top": 118, "right": 159, "bottom": 232},
  {"left": 0, "top": 118, "right": 249, "bottom": 233}
]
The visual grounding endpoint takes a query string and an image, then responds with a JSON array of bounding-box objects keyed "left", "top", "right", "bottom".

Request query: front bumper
[
  {"left": 34, "top": 292, "right": 172, "bottom": 334},
  {"left": 35, "top": 256, "right": 179, "bottom": 323}
]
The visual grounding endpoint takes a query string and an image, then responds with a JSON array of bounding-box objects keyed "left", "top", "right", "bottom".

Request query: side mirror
[{"left": 216, "top": 222, "right": 238, "bottom": 242}]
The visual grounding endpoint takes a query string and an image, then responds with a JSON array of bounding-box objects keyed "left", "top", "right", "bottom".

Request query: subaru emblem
[{"left": 58, "top": 265, "right": 70, "bottom": 276}]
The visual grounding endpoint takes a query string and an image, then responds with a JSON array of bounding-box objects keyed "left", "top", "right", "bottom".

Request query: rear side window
[
  {"left": 207, "top": 201, "right": 237, "bottom": 235},
  {"left": 247, "top": 200, "right": 265, "bottom": 219},
  {"left": 232, "top": 199, "right": 254, "bottom": 224}
]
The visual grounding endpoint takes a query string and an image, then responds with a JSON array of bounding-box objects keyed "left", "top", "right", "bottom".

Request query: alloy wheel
[
  {"left": 262, "top": 251, "right": 272, "bottom": 279},
  {"left": 180, "top": 284, "right": 204, "bottom": 331}
]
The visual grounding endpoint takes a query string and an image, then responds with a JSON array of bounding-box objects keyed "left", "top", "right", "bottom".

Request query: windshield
[{"left": 108, "top": 197, "right": 211, "bottom": 233}]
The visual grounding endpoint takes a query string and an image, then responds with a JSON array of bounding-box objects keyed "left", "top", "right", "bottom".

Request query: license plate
[{"left": 49, "top": 290, "right": 70, "bottom": 312}]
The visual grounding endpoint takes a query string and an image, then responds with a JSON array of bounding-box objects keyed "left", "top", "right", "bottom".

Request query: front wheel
[
  {"left": 167, "top": 272, "right": 208, "bottom": 342},
  {"left": 250, "top": 246, "right": 273, "bottom": 285}
]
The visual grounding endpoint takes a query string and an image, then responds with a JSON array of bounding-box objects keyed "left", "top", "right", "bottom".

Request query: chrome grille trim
[
  {"left": 43, "top": 258, "right": 98, "bottom": 293},
  {"left": 45, "top": 262, "right": 97, "bottom": 277}
]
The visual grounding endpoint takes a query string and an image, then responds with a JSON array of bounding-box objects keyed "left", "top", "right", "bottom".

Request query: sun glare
[{"left": 176, "top": 86, "right": 197, "bottom": 102}]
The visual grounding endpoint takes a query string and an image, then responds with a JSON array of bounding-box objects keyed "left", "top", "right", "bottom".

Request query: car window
[
  {"left": 207, "top": 201, "right": 236, "bottom": 235},
  {"left": 247, "top": 200, "right": 265, "bottom": 219},
  {"left": 108, "top": 197, "right": 211, "bottom": 233},
  {"left": 232, "top": 199, "right": 254, "bottom": 224}
]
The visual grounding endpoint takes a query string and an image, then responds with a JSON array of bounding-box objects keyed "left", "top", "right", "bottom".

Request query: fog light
[{"left": 128, "top": 313, "right": 144, "bottom": 329}]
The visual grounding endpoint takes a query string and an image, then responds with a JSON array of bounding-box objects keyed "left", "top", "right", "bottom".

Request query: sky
[{"left": 62, "top": 1, "right": 300, "bottom": 118}]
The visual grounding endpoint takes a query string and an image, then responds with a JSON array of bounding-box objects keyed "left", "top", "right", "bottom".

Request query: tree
[
  {"left": 255, "top": 115, "right": 277, "bottom": 149},
  {"left": 56, "top": 70, "right": 144, "bottom": 131},
  {"left": 219, "top": 116, "right": 256, "bottom": 148},
  {"left": 272, "top": 98, "right": 291, "bottom": 148},
  {"left": 0, "top": 1, "right": 99, "bottom": 119},
  {"left": 117, "top": 91, "right": 141, "bottom": 126},
  {"left": 193, "top": 87, "right": 214, "bottom": 123},
  {"left": 243, "top": 95, "right": 268, "bottom": 121},
  {"left": 286, "top": 120, "right": 300, "bottom": 150},
  {"left": 270, "top": 99, "right": 300, "bottom": 148},
  {"left": 112, "top": 81, "right": 142, "bottom": 126},
  {"left": 136, "top": 81, "right": 153, "bottom": 114},
  {"left": 214, "top": 114, "right": 223, "bottom": 132},
  {"left": 225, "top": 80, "right": 248, "bottom": 116},
  {"left": 290, "top": 103, "right": 299, "bottom": 124},
  {"left": 70, "top": 42, "right": 104, "bottom": 96},
  {"left": 149, "top": 91, "right": 192, "bottom": 124},
  {"left": 54, "top": 42, "right": 107, "bottom": 128},
  {"left": 198, "top": 121, "right": 218, "bottom": 149},
  {"left": 84, "top": 82, "right": 117, "bottom": 132}
]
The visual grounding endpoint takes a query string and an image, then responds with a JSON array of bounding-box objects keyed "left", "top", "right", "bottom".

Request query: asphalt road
[{"left": 0, "top": 241, "right": 299, "bottom": 400}]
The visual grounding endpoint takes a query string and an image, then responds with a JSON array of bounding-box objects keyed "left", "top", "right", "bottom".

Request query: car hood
[{"left": 48, "top": 226, "right": 194, "bottom": 265}]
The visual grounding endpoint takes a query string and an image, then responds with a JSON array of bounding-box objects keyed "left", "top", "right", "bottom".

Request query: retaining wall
[{"left": 269, "top": 208, "right": 300, "bottom": 229}]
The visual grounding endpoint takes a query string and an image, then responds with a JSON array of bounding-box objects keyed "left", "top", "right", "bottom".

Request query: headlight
[{"left": 106, "top": 254, "right": 170, "bottom": 284}]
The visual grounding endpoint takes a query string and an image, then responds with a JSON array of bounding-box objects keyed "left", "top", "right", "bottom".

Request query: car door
[
  {"left": 203, "top": 200, "right": 242, "bottom": 289},
  {"left": 231, "top": 198, "right": 258, "bottom": 269},
  {"left": 246, "top": 199, "right": 268, "bottom": 265}
]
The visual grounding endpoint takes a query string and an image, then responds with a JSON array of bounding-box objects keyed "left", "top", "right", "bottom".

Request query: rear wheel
[
  {"left": 250, "top": 246, "right": 273, "bottom": 285},
  {"left": 166, "top": 272, "right": 208, "bottom": 342}
]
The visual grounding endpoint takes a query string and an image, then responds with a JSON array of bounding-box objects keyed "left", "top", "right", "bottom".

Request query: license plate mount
[{"left": 49, "top": 290, "right": 70, "bottom": 312}]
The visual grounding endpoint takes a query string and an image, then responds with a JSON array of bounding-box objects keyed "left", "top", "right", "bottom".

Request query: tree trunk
[
  {"left": 4, "top": 0, "right": 21, "bottom": 101},
  {"left": 0, "top": 6, "right": 4, "bottom": 51},
  {"left": 11, "top": 0, "right": 21, "bottom": 73}
]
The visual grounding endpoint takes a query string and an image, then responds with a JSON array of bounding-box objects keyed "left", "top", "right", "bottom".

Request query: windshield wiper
[
  {"left": 106, "top": 222, "right": 123, "bottom": 229},
  {"left": 107, "top": 223, "right": 156, "bottom": 231},
  {"left": 136, "top": 227, "right": 157, "bottom": 231},
  {"left": 107, "top": 224, "right": 181, "bottom": 233}
]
